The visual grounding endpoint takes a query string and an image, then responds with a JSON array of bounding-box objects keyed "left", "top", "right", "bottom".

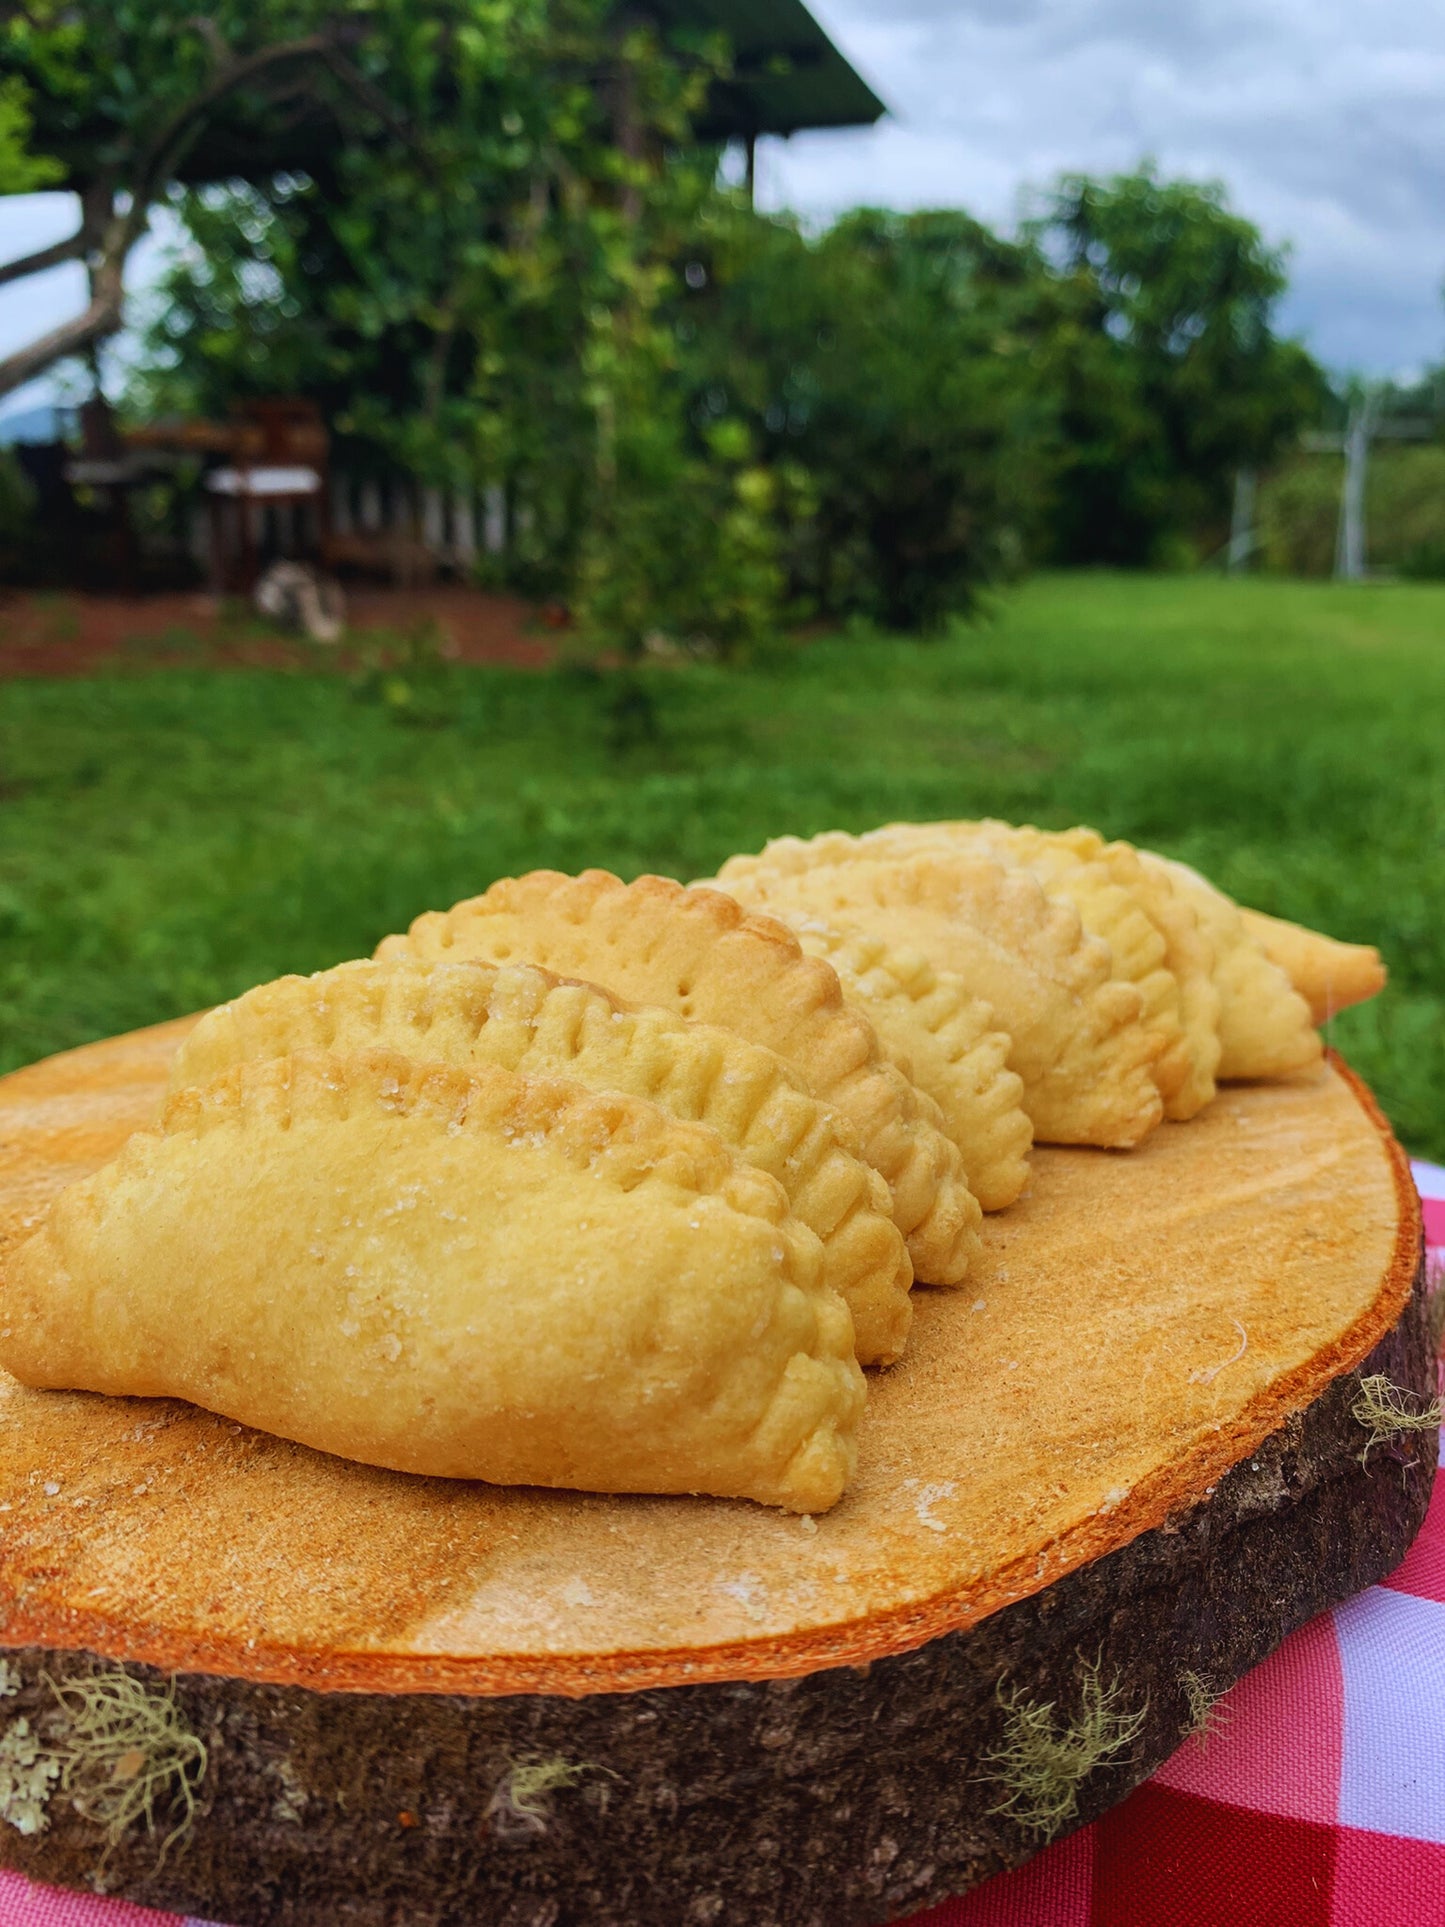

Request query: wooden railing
[{"left": 326, "top": 472, "right": 509, "bottom": 576}]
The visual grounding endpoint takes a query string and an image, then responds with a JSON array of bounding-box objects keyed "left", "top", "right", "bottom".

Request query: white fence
[
  {"left": 187, "top": 470, "right": 514, "bottom": 585},
  {"left": 328, "top": 472, "right": 510, "bottom": 568}
]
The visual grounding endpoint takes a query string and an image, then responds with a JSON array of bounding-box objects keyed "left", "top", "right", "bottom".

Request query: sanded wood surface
[{"left": 0, "top": 1021, "right": 1420, "bottom": 1696}]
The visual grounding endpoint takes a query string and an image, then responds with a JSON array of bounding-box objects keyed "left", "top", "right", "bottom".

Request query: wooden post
[
  {"left": 238, "top": 486, "right": 257, "bottom": 591},
  {"left": 611, "top": 23, "right": 644, "bottom": 225},
  {"left": 422, "top": 485, "right": 446, "bottom": 561},
  {"left": 483, "top": 483, "right": 506, "bottom": 556},
  {"left": 205, "top": 494, "right": 227, "bottom": 595},
  {"left": 187, "top": 502, "right": 208, "bottom": 576},
  {"left": 1335, "top": 394, "right": 1373, "bottom": 582},
  {"left": 331, "top": 472, "right": 353, "bottom": 537},
  {"left": 1227, "top": 468, "right": 1256, "bottom": 574},
  {"left": 451, "top": 489, "right": 477, "bottom": 570}
]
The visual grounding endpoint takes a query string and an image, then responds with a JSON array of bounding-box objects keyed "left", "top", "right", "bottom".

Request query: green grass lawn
[{"left": 3, "top": 570, "right": 1443, "bottom": 1159}]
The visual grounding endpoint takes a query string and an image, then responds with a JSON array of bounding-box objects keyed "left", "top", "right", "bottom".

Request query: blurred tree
[
  {"left": 0, "top": 74, "right": 61, "bottom": 193},
  {"left": 132, "top": 13, "right": 720, "bottom": 477},
  {"left": 1025, "top": 165, "right": 1327, "bottom": 565},
  {"left": 2, "top": 2, "right": 344, "bottom": 394},
  {"left": 0, "top": 0, "right": 664, "bottom": 400},
  {"left": 681, "top": 206, "right": 1058, "bottom": 627},
  {"left": 128, "top": 8, "right": 800, "bottom": 654},
  {"left": 90, "top": 88, "right": 1335, "bottom": 629},
  {"left": 138, "top": 170, "right": 1323, "bottom": 631}
]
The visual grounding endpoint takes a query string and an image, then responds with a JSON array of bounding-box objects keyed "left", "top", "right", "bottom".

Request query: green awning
[{"left": 645, "top": 0, "right": 886, "bottom": 136}]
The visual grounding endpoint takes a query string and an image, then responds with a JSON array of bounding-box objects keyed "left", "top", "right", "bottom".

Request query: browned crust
[{"left": 0, "top": 1047, "right": 1418, "bottom": 1701}]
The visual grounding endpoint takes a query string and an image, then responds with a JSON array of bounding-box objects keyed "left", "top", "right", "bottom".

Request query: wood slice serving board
[{"left": 0, "top": 1020, "right": 1431, "bottom": 1927}]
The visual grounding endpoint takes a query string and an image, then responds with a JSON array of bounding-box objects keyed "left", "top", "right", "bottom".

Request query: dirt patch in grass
[{"left": 0, "top": 587, "right": 563, "bottom": 679}]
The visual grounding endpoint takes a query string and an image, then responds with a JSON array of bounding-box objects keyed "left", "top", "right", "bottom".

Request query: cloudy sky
[
  {"left": 759, "top": 0, "right": 1443, "bottom": 375},
  {"left": 2, "top": 0, "right": 1442, "bottom": 417}
]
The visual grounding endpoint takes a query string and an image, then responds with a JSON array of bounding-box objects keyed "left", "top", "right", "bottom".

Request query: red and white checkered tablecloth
[{"left": 4, "top": 1163, "right": 1444, "bottom": 1927}]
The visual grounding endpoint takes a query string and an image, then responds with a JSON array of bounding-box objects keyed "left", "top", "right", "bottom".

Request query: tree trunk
[{"left": 0, "top": 32, "right": 371, "bottom": 403}]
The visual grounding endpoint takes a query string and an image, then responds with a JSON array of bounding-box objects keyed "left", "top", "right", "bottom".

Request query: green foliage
[
  {"left": 5, "top": 0, "right": 723, "bottom": 412},
  {"left": 1256, "top": 454, "right": 1339, "bottom": 578},
  {"left": 681, "top": 208, "right": 1053, "bottom": 629},
  {"left": 123, "top": 1, "right": 783, "bottom": 646},
  {"left": 3, "top": 572, "right": 1445, "bottom": 1164},
  {"left": 1025, "top": 165, "right": 1326, "bottom": 565},
  {"left": 4, "top": 0, "right": 478, "bottom": 194},
  {"left": 8, "top": 4, "right": 1333, "bottom": 622},
  {"left": 126, "top": 0, "right": 666, "bottom": 455},
  {"left": 559, "top": 163, "right": 794, "bottom": 660},
  {"left": 574, "top": 401, "right": 790, "bottom": 659},
  {"left": 0, "top": 75, "right": 61, "bottom": 192},
  {"left": 134, "top": 157, "right": 1322, "bottom": 633},
  {"left": 1260, "top": 444, "right": 1445, "bottom": 580}
]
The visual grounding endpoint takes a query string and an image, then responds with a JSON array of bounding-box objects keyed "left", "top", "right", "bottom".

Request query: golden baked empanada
[
  {"left": 1237, "top": 907, "right": 1386, "bottom": 1025},
  {"left": 855, "top": 823, "right": 1324, "bottom": 1095},
  {"left": 1044, "top": 827, "right": 1222, "bottom": 1119},
  {"left": 724, "top": 825, "right": 1193, "bottom": 1121},
  {"left": 174, "top": 958, "right": 914, "bottom": 1367},
  {"left": 375, "top": 872, "right": 980, "bottom": 1289},
  {"left": 710, "top": 916, "right": 1032, "bottom": 1212},
  {"left": 713, "top": 849, "right": 1164, "bottom": 1149},
  {"left": 1138, "top": 857, "right": 1322, "bottom": 1080},
  {"left": 0, "top": 1051, "right": 864, "bottom": 1514}
]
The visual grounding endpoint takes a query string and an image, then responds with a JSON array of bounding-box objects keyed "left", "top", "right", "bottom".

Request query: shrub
[
  {"left": 686, "top": 208, "right": 1051, "bottom": 630},
  {"left": 1258, "top": 443, "right": 1445, "bottom": 579},
  {"left": 1256, "top": 455, "right": 1339, "bottom": 577},
  {"left": 572, "top": 416, "right": 790, "bottom": 662}
]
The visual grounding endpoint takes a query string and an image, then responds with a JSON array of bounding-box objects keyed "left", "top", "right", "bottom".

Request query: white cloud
[{"left": 760, "top": 0, "right": 1445, "bottom": 373}]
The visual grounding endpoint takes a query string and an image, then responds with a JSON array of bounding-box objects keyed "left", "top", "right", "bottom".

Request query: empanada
[
  {"left": 722, "top": 825, "right": 1194, "bottom": 1120},
  {"left": 850, "top": 824, "right": 1322, "bottom": 1094},
  {"left": 706, "top": 917, "right": 1032, "bottom": 1212},
  {"left": 870, "top": 823, "right": 1222, "bottom": 1117},
  {"left": 174, "top": 958, "right": 914, "bottom": 1367},
  {"left": 1138, "top": 857, "right": 1322, "bottom": 1080},
  {"left": 1044, "top": 827, "right": 1222, "bottom": 1119},
  {"left": 1237, "top": 907, "right": 1386, "bottom": 1025},
  {"left": 375, "top": 872, "right": 980, "bottom": 1289},
  {"left": 713, "top": 850, "right": 1164, "bottom": 1149},
  {"left": 0, "top": 1051, "right": 864, "bottom": 1514}
]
